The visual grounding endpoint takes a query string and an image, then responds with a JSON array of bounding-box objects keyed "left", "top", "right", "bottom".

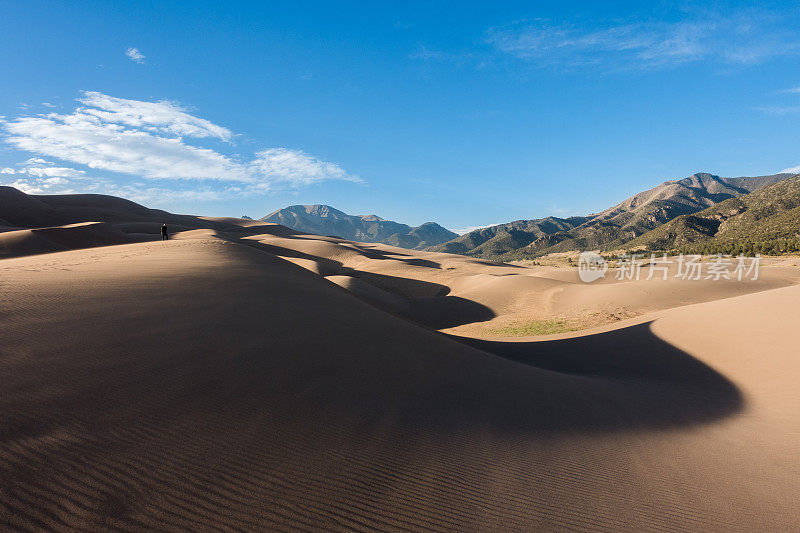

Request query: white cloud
[
  {"left": 250, "top": 148, "right": 360, "bottom": 186},
  {"left": 4, "top": 177, "right": 73, "bottom": 194},
  {"left": 126, "top": 47, "right": 145, "bottom": 64},
  {"left": 78, "top": 91, "right": 232, "bottom": 140},
  {"left": 4, "top": 113, "right": 250, "bottom": 180},
  {"left": 0, "top": 158, "right": 84, "bottom": 178},
  {"left": 24, "top": 166, "right": 85, "bottom": 178},
  {"left": 780, "top": 165, "right": 800, "bottom": 174},
  {"left": 6, "top": 179, "right": 46, "bottom": 194},
  {"left": 484, "top": 12, "right": 800, "bottom": 69},
  {"left": 1, "top": 91, "right": 360, "bottom": 196},
  {"left": 0, "top": 158, "right": 87, "bottom": 193},
  {"left": 780, "top": 86, "right": 800, "bottom": 94},
  {"left": 0, "top": 172, "right": 222, "bottom": 203}
]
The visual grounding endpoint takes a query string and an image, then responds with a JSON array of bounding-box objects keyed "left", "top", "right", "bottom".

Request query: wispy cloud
[
  {"left": 3, "top": 112, "right": 248, "bottom": 181},
  {"left": 21, "top": 166, "right": 85, "bottom": 178},
  {"left": 4, "top": 176, "right": 71, "bottom": 195},
  {"left": 249, "top": 148, "right": 358, "bottom": 188},
  {"left": 1, "top": 158, "right": 85, "bottom": 178},
  {"left": 126, "top": 47, "right": 145, "bottom": 64},
  {"left": 779, "top": 86, "right": 800, "bottom": 94},
  {"left": 1, "top": 173, "right": 228, "bottom": 202},
  {"left": 781, "top": 165, "right": 800, "bottom": 174},
  {"left": 0, "top": 158, "right": 85, "bottom": 193},
  {"left": 484, "top": 11, "right": 800, "bottom": 70},
  {"left": 1, "top": 91, "right": 361, "bottom": 200},
  {"left": 78, "top": 91, "right": 233, "bottom": 140}
]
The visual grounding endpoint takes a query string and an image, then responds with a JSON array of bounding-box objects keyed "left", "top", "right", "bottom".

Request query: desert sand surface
[{"left": 2, "top": 190, "right": 800, "bottom": 530}]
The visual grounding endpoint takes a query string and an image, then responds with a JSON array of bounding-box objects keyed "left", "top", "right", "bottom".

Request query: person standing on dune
[{"left": 161, "top": 223, "right": 169, "bottom": 241}]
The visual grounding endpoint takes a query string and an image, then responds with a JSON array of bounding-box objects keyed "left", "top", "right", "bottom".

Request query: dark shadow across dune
[{"left": 444, "top": 322, "right": 744, "bottom": 432}]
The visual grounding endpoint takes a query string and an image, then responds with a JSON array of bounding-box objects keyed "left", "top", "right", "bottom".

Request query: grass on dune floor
[{"left": 490, "top": 319, "right": 579, "bottom": 337}]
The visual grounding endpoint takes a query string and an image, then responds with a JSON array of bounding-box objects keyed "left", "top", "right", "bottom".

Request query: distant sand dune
[{"left": 238, "top": 229, "right": 798, "bottom": 335}]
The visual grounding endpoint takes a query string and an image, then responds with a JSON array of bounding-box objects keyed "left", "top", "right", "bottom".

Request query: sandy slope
[{"left": 2, "top": 228, "right": 799, "bottom": 531}]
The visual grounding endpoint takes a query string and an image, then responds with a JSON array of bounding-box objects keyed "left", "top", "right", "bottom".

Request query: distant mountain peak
[{"left": 260, "top": 204, "right": 457, "bottom": 250}]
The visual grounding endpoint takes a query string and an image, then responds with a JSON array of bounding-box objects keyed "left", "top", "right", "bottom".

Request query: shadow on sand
[
  {"left": 440, "top": 322, "right": 745, "bottom": 432},
  {"left": 5, "top": 213, "right": 741, "bottom": 434},
  {"left": 222, "top": 224, "right": 743, "bottom": 435},
  {"left": 229, "top": 235, "right": 498, "bottom": 328},
  {"left": 145, "top": 223, "right": 745, "bottom": 434}
]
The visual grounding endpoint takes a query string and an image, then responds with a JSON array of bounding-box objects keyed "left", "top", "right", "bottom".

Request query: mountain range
[
  {"left": 429, "top": 172, "right": 798, "bottom": 260},
  {"left": 260, "top": 204, "right": 458, "bottom": 250}
]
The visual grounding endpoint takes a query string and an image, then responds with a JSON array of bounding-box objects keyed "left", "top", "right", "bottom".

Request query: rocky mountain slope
[
  {"left": 431, "top": 172, "right": 795, "bottom": 260},
  {"left": 617, "top": 175, "right": 800, "bottom": 255}
]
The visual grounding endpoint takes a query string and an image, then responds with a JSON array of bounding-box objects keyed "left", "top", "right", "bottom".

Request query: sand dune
[
  {"left": 239, "top": 229, "right": 798, "bottom": 335},
  {"left": 0, "top": 222, "right": 136, "bottom": 259},
  {"left": 2, "top": 188, "right": 799, "bottom": 530}
]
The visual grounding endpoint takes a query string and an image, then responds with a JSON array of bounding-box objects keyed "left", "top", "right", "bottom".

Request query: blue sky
[{"left": 2, "top": 1, "right": 800, "bottom": 232}]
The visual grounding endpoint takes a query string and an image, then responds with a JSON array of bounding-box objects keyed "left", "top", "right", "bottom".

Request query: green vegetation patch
[{"left": 491, "top": 319, "right": 579, "bottom": 337}]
